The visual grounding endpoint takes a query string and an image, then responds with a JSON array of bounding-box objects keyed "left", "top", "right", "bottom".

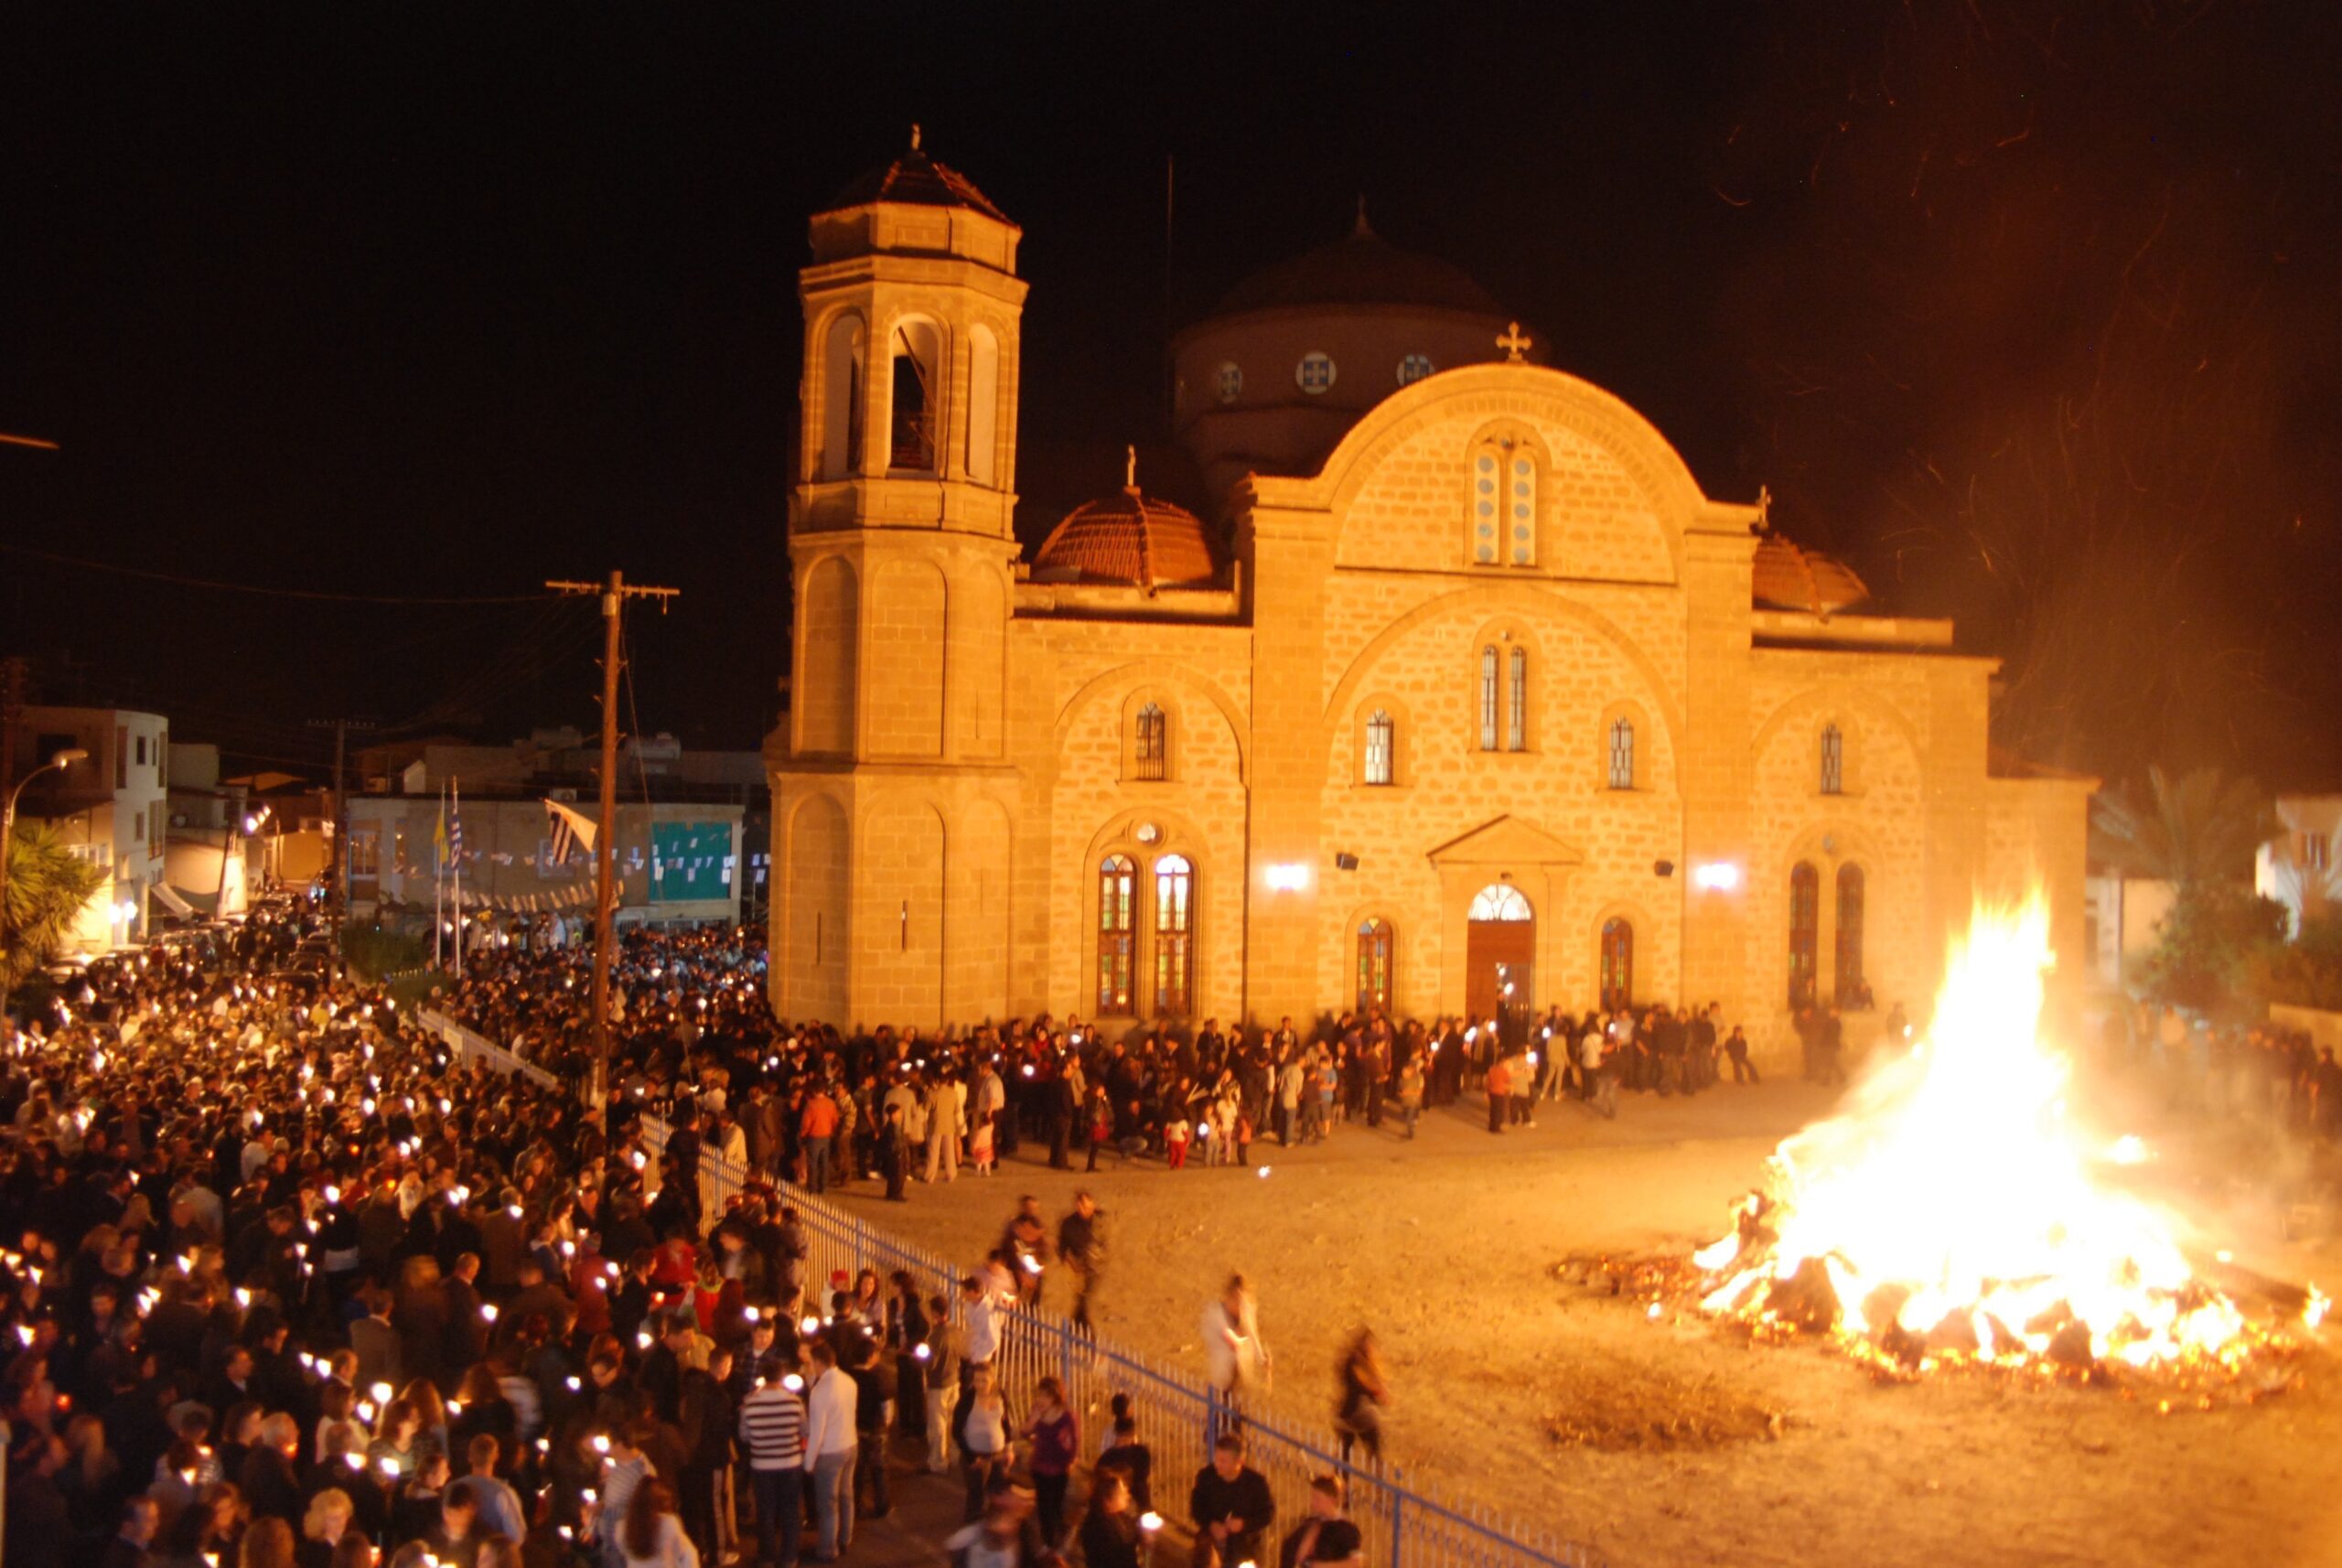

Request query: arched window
[
  {"left": 1363, "top": 710, "right": 1395, "bottom": 786},
  {"left": 965, "top": 324, "right": 999, "bottom": 485},
  {"left": 1134, "top": 703, "right": 1167, "bottom": 781},
  {"left": 1820, "top": 724, "right": 1844, "bottom": 795},
  {"left": 1508, "top": 646, "right": 1528, "bottom": 751},
  {"left": 1471, "top": 448, "right": 1502, "bottom": 564},
  {"left": 888, "top": 321, "right": 939, "bottom": 472},
  {"left": 1097, "top": 854, "right": 1136, "bottom": 1015},
  {"left": 819, "top": 313, "right": 865, "bottom": 479},
  {"left": 1607, "top": 718, "right": 1636, "bottom": 789},
  {"left": 1356, "top": 918, "right": 1393, "bottom": 1013},
  {"left": 1469, "top": 433, "right": 1538, "bottom": 566},
  {"left": 1600, "top": 918, "right": 1633, "bottom": 1011},
  {"left": 1479, "top": 647, "right": 1499, "bottom": 751},
  {"left": 1789, "top": 861, "right": 1821, "bottom": 1009},
  {"left": 1468, "top": 884, "right": 1532, "bottom": 922},
  {"left": 1506, "top": 452, "right": 1538, "bottom": 565},
  {"left": 1835, "top": 864, "right": 1866, "bottom": 1007},
  {"left": 1153, "top": 854, "right": 1194, "bottom": 1015}
]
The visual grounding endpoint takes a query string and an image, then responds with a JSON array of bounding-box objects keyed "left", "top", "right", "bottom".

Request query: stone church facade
[{"left": 767, "top": 139, "right": 2092, "bottom": 1058}]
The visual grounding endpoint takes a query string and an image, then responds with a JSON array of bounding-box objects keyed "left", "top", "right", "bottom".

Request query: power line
[{"left": 0, "top": 540, "right": 553, "bottom": 605}]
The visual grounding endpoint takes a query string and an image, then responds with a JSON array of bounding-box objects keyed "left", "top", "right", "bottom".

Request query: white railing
[{"left": 414, "top": 1007, "right": 564, "bottom": 1091}]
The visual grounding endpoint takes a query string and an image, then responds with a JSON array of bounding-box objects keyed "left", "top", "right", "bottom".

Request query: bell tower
[{"left": 772, "top": 130, "right": 1026, "bottom": 1027}]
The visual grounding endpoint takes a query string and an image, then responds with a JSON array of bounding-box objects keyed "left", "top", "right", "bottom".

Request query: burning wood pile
[{"left": 1682, "top": 897, "right": 2326, "bottom": 1382}]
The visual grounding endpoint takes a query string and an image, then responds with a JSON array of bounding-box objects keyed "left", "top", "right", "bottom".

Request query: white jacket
[{"left": 801, "top": 1365, "right": 859, "bottom": 1465}]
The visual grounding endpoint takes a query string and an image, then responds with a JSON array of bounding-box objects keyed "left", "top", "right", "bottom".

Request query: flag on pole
[
  {"left": 543, "top": 797, "right": 598, "bottom": 864},
  {"left": 432, "top": 782, "right": 446, "bottom": 970},
  {"left": 450, "top": 779, "right": 465, "bottom": 969}
]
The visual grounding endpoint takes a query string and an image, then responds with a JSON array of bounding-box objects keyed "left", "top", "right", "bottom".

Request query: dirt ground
[{"left": 821, "top": 1078, "right": 2342, "bottom": 1568}]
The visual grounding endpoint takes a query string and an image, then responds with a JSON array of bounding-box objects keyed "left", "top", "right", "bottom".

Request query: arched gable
[
  {"left": 1053, "top": 660, "right": 1252, "bottom": 786},
  {"left": 1323, "top": 581, "right": 1685, "bottom": 768},
  {"left": 1298, "top": 365, "right": 1703, "bottom": 582}
]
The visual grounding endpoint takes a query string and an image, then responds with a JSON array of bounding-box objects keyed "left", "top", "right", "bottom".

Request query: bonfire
[{"left": 1692, "top": 895, "right": 2326, "bottom": 1375}]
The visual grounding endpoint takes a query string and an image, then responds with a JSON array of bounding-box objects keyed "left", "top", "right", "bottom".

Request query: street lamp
[{"left": 1, "top": 746, "right": 91, "bottom": 1005}]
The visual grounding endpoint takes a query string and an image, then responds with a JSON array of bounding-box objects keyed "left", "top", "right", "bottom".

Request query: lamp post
[{"left": 0, "top": 746, "right": 91, "bottom": 1009}]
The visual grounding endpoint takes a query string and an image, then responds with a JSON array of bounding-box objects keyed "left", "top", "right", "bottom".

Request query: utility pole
[
  {"left": 547, "top": 571, "right": 677, "bottom": 1105},
  {"left": 306, "top": 718, "right": 375, "bottom": 978}
]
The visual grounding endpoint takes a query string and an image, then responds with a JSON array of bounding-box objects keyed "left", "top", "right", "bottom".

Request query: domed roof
[
  {"left": 1753, "top": 534, "right": 1870, "bottom": 614},
  {"left": 1212, "top": 209, "right": 1504, "bottom": 318},
  {"left": 826, "top": 126, "right": 1010, "bottom": 222},
  {"left": 1032, "top": 453, "right": 1218, "bottom": 590}
]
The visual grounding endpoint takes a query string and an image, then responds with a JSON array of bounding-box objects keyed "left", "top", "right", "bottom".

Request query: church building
[{"left": 766, "top": 136, "right": 2093, "bottom": 1057}]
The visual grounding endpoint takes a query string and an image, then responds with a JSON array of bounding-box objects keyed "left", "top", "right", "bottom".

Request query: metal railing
[
  {"left": 414, "top": 1007, "right": 563, "bottom": 1091},
  {"left": 629, "top": 1120, "right": 1605, "bottom": 1568}
]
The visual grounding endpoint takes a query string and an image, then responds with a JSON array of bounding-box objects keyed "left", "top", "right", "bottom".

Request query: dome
[
  {"left": 1032, "top": 460, "right": 1218, "bottom": 590},
  {"left": 1211, "top": 211, "right": 1505, "bottom": 318},
  {"left": 826, "top": 127, "right": 1010, "bottom": 223},
  {"left": 1753, "top": 534, "right": 1870, "bottom": 614}
]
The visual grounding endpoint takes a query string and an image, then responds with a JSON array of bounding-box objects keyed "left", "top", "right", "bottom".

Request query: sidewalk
[{"left": 780, "top": 1443, "right": 970, "bottom": 1568}]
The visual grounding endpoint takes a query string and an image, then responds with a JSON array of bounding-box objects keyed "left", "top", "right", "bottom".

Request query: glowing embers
[{"left": 1692, "top": 895, "right": 2293, "bottom": 1379}]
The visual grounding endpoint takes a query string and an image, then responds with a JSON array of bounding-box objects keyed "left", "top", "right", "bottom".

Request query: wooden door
[{"left": 1466, "top": 918, "right": 1537, "bottom": 1027}]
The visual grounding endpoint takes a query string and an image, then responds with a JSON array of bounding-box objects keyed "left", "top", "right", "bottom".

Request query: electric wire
[{"left": 0, "top": 540, "right": 553, "bottom": 605}]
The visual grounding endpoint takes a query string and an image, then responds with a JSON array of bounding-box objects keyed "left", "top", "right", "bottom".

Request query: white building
[
  {"left": 10, "top": 705, "right": 172, "bottom": 951},
  {"left": 164, "top": 741, "right": 255, "bottom": 918},
  {"left": 2258, "top": 794, "right": 2340, "bottom": 937}
]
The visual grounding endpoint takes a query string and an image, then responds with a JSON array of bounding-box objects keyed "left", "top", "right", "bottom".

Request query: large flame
[{"left": 1695, "top": 895, "right": 2253, "bottom": 1370}]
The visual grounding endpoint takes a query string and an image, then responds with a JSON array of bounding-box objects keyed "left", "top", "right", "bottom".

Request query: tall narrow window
[
  {"left": 1835, "top": 864, "right": 1866, "bottom": 1006},
  {"left": 1153, "top": 854, "right": 1194, "bottom": 1015},
  {"left": 1600, "top": 918, "right": 1633, "bottom": 1011},
  {"left": 1508, "top": 647, "right": 1528, "bottom": 751},
  {"left": 1479, "top": 647, "right": 1499, "bottom": 751},
  {"left": 1789, "top": 861, "right": 1821, "bottom": 1009},
  {"left": 1356, "top": 918, "right": 1393, "bottom": 1013},
  {"left": 820, "top": 313, "right": 865, "bottom": 478},
  {"left": 1607, "top": 718, "right": 1635, "bottom": 789},
  {"left": 1471, "top": 449, "right": 1501, "bottom": 564},
  {"left": 1363, "top": 710, "right": 1395, "bottom": 786},
  {"left": 965, "top": 324, "right": 999, "bottom": 485},
  {"left": 1097, "top": 854, "right": 1136, "bottom": 1015},
  {"left": 888, "top": 322, "right": 937, "bottom": 472},
  {"left": 1507, "top": 453, "right": 1538, "bottom": 565},
  {"left": 1469, "top": 433, "right": 1538, "bottom": 566},
  {"left": 1134, "top": 703, "right": 1167, "bottom": 781},
  {"left": 1820, "top": 724, "right": 1843, "bottom": 795}
]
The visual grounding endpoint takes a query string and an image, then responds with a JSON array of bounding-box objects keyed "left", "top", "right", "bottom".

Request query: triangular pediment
[{"left": 1424, "top": 814, "right": 1585, "bottom": 868}]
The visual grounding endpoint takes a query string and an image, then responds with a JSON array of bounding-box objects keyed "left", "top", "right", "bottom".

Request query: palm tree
[
  {"left": 2090, "top": 766, "right": 2272, "bottom": 887},
  {"left": 2, "top": 819, "right": 109, "bottom": 987}
]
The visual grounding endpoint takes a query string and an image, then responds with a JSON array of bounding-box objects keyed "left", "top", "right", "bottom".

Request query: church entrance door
[{"left": 1465, "top": 883, "right": 1536, "bottom": 1029}]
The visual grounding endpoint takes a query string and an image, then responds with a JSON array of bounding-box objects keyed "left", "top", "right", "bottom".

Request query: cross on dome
[
  {"left": 1497, "top": 321, "right": 1531, "bottom": 362},
  {"left": 1124, "top": 444, "right": 1138, "bottom": 490}
]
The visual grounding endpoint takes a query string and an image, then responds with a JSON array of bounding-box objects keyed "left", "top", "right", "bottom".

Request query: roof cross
[
  {"left": 1496, "top": 321, "right": 1531, "bottom": 362},
  {"left": 1124, "top": 444, "right": 1138, "bottom": 490}
]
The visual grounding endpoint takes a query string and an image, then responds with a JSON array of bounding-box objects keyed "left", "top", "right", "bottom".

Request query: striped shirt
[{"left": 736, "top": 1382, "right": 807, "bottom": 1471}]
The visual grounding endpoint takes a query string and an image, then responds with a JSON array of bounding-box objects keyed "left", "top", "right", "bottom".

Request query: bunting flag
[{"left": 544, "top": 797, "right": 599, "bottom": 863}]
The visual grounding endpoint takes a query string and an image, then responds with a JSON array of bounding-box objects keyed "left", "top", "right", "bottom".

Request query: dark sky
[{"left": 5, "top": 3, "right": 2337, "bottom": 787}]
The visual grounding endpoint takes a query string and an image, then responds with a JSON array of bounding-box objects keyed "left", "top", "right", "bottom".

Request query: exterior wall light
[
  {"left": 1692, "top": 862, "right": 1742, "bottom": 892},
  {"left": 1264, "top": 862, "right": 1310, "bottom": 892}
]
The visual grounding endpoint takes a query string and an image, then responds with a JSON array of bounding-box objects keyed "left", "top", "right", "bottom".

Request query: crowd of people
[
  {"left": 2105, "top": 1001, "right": 2342, "bottom": 1137},
  {"left": 433, "top": 926, "right": 1755, "bottom": 1208},
  {"left": 0, "top": 911, "right": 1423, "bottom": 1568}
]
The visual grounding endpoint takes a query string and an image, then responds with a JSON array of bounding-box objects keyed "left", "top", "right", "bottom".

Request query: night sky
[{"left": 5, "top": 4, "right": 2337, "bottom": 787}]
